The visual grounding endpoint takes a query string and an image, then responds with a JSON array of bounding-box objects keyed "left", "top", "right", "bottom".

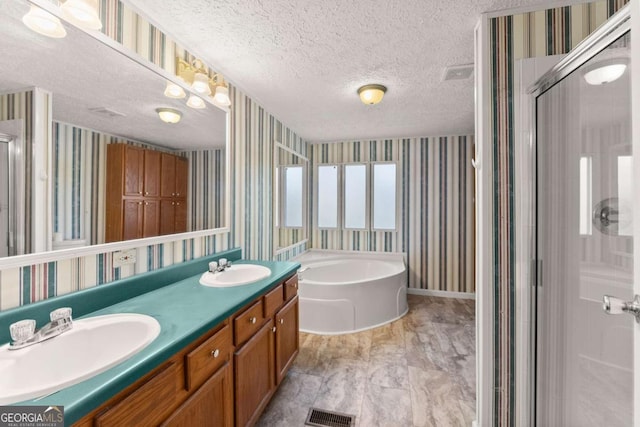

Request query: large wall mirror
[
  {"left": 274, "top": 143, "right": 308, "bottom": 254},
  {"left": 0, "top": 0, "right": 229, "bottom": 264}
]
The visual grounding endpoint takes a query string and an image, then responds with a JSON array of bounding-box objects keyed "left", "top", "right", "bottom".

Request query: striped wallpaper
[
  {"left": 489, "top": 0, "right": 628, "bottom": 424},
  {"left": 310, "top": 136, "right": 475, "bottom": 293},
  {"left": 0, "top": 0, "right": 308, "bottom": 310}
]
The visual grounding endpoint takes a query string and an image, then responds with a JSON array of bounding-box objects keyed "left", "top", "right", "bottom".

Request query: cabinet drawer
[
  {"left": 263, "top": 285, "right": 284, "bottom": 319},
  {"left": 95, "top": 362, "right": 178, "bottom": 427},
  {"left": 186, "top": 324, "right": 232, "bottom": 391},
  {"left": 234, "top": 300, "right": 264, "bottom": 346},
  {"left": 284, "top": 275, "right": 298, "bottom": 301}
]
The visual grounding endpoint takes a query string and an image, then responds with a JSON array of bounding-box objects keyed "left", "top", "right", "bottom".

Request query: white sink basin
[
  {"left": 199, "top": 264, "right": 271, "bottom": 287},
  {"left": 0, "top": 313, "right": 160, "bottom": 404}
]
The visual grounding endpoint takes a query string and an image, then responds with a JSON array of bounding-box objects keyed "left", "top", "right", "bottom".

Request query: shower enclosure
[
  {"left": 0, "top": 133, "right": 12, "bottom": 257},
  {"left": 531, "top": 7, "right": 635, "bottom": 426}
]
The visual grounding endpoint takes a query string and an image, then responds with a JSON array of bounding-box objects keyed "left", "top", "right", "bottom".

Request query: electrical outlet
[{"left": 114, "top": 249, "right": 137, "bottom": 267}]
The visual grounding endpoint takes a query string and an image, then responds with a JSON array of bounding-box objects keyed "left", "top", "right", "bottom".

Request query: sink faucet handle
[
  {"left": 219, "top": 258, "right": 228, "bottom": 267},
  {"left": 10, "top": 319, "right": 36, "bottom": 342},
  {"left": 209, "top": 261, "right": 218, "bottom": 272},
  {"left": 50, "top": 307, "right": 72, "bottom": 322}
]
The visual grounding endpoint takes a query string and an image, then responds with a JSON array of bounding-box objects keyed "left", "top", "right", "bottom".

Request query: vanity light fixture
[
  {"left": 60, "top": 0, "right": 102, "bottom": 31},
  {"left": 156, "top": 108, "right": 182, "bottom": 124},
  {"left": 164, "top": 81, "right": 186, "bottom": 99},
  {"left": 176, "top": 58, "right": 231, "bottom": 107},
  {"left": 583, "top": 58, "right": 628, "bottom": 85},
  {"left": 22, "top": 4, "right": 67, "bottom": 38},
  {"left": 357, "top": 84, "right": 387, "bottom": 105},
  {"left": 212, "top": 81, "right": 231, "bottom": 107},
  {"left": 186, "top": 94, "right": 206, "bottom": 109}
]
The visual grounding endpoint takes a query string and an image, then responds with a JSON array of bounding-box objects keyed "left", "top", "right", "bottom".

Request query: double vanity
[{"left": 0, "top": 248, "right": 300, "bottom": 426}]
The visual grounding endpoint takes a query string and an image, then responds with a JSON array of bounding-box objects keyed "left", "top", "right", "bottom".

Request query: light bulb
[
  {"left": 60, "top": 0, "right": 102, "bottom": 30},
  {"left": 213, "top": 86, "right": 231, "bottom": 107},
  {"left": 22, "top": 5, "right": 67, "bottom": 38},
  {"left": 187, "top": 95, "right": 206, "bottom": 109}
]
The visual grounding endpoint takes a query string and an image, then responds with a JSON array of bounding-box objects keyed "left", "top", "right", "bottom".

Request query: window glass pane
[
  {"left": 284, "top": 166, "right": 302, "bottom": 227},
  {"left": 344, "top": 164, "right": 366, "bottom": 229},
  {"left": 317, "top": 166, "right": 338, "bottom": 228},
  {"left": 373, "top": 164, "right": 396, "bottom": 229}
]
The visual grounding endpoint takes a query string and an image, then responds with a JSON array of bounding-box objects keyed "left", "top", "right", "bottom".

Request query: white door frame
[{"left": 631, "top": 1, "right": 639, "bottom": 426}]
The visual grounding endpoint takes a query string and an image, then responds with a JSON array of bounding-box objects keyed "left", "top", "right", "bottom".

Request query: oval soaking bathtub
[{"left": 294, "top": 250, "right": 408, "bottom": 334}]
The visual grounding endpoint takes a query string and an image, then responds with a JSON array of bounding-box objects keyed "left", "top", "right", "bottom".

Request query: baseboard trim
[{"left": 407, "top": 288, "right": 476, "bottom": 300}]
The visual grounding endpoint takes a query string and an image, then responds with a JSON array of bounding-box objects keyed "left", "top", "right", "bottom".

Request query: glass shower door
[{"left": 535, "top": 31, "right": 634, "bottom": 426}]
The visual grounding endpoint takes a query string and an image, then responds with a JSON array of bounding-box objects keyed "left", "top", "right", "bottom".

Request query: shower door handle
[{"left": 602, "top": 295, "right": 640, "bottom": 323}]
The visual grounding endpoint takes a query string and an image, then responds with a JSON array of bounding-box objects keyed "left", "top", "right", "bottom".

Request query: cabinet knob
[
  {"left": 249, "top": 317, "right": 257, "bottom": 324},
  {"left": 211, "top": 349, "right": 220, "bottom": 358},
  {"left": 272, "top": 326, "right": 276, "bottom": 333},
  {"left": 172, "top": 202, "right": 175, "bottom": 206},
  {"left": 176, "top": 193, "right": 180, "bottom": 196},
  {"left": 172, "top": 193, "right": 175, "bottom": 196},
  {"left": 279, "top": 318, "right": 284, "bottom": 324},
  {"left": 138, "top": 201, "right": 142, "bottom": 205},
  {"left": 144, "top": 202, "right": 149, "bottom": 206},
  {"left": 145, "top": 191, "right": 149, "bottom": 196},
  {"left": 138, "top": 191, "right": 142, "bottom": 195}
]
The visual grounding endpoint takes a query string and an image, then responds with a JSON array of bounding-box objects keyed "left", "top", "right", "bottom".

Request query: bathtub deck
[{"left": 257, "top": 294, "right": 476, "bottom": 427}]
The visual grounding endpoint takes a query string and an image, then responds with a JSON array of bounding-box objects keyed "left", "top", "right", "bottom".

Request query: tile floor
[{"left": 257, "top": 294, "right": 476, "bottom": 427}]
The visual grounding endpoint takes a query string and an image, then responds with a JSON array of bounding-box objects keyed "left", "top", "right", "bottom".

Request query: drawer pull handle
[
  {"left": 279, "top": 319, "right": 284, "bottom": 324},
  {"left": 272, "top": 326, "right": 276, "bottom": 333},
  {"left": 211, "top": 349, "right": 220, "bottom": 358},
  {"left": 249, "top": 317, "right": 257, "bottom": 324}
]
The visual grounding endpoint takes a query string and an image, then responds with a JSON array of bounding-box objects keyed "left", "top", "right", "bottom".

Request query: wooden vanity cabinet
[{"left": 73, "top": 274, "right": 299, "bottom": 427}]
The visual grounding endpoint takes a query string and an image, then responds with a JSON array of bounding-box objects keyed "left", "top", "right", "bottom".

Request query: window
[
  {"left": 317, "top": 165, "right": 338, "bottom": 228},
  {"left": 315, "top": 162, "right": 397, "bottom": 231},
  {"left": 344, "top": 164, "right": 367, "bottom": 229},
  {"left": 373, "top": 163, "right": 396, "bottom": 230},
  {"left": 283, "top": 166, "right": 303, "bottom": 227}
]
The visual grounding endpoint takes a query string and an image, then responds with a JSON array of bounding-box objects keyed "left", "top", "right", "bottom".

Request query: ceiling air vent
[
  {"left": 88, "top": 107, "right": 126, "bottom": 118},
  {"left": 442, "top": 64, "right": 474, "bottom": 81}
]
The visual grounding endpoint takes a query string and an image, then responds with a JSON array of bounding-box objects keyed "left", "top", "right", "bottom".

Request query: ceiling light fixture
[
  {"left": 156, "top": 108, "right": 182, "bottom": 124},
  {"left": 22, "top": 4, "right": 67, "bottom": 38},
  {"left": 176, "top": 58, "right": 231, "bottom": 107},
  {"left": 583, "top": 58, "right": 628, "bottom": 85},
  {"left": 60, "top": 0, "right": 102, "bottom": 30},
  {"left": 357, "top": 84, "right": 387, "bottom": 105},
  {"left": 186, "top": 95, "right": 206, "bottom": 109},
  {"left": 164, "top": 81, "right": 186, "bottom": 99}
]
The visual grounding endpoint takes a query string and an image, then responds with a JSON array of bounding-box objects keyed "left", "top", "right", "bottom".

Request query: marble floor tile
[
  {"left": 313, "top": 357, "right": 368, "bottom": 417},
  {"left": 359, "top": 383, "right": 413, "bottom": 427},
  {"left": 258, "top": 294, "right": 477, "bottom": 427}
]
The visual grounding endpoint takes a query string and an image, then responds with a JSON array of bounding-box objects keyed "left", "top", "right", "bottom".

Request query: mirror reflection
[
  {"left": 0, "top": 0, "right": 227, "bottom": 257},
  {"left": 274, "top": 144, "right": 308, "bottom": 250}
]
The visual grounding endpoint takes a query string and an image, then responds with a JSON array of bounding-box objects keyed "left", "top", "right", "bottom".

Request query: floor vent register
[{"left": 305, "top": 408, "right": 356, "bottom": 427}]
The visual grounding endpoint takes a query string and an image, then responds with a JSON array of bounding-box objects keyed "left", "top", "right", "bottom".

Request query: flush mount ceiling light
[
  {"left": 22, "top": 4, "right": 67, "bottom": 38},
  {"left": 176, "top": 58, "right": 231, "bottom": 107},
  {"left": 186, "top": 95, "right": 206, "bottom": 109},
  {"left": 156, "top": 108, "right": 182, "bottom": 124},
  {"left": 60, "top": 0, "right": 102, "bottom": 30},
  {"left": 583, "top": 58, "right": 628, "bottom": 85},
  {"left": 357, "top": 84, "right": 387, "bottom": 105},
  {"left": 164, "top": 80, "right": 186, "bottom": 99}
]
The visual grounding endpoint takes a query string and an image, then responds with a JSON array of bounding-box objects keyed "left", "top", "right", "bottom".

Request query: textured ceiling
[
  {"left": 126, "top": 0, "right": 589, "bottom": 142},
  {"left": 1, "top": 0, "right": 226, "bottom": 151}
]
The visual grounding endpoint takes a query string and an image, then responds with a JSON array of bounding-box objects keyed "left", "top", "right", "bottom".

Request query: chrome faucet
[
  {"left": 209, "top": 258, "right": 231, "bottom": 273},
  {"left": 8, "top": 307, "right": 73, "bottom": 350}
]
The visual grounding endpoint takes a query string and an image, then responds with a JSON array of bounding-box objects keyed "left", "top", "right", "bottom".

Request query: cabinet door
[
  {"left": 175, "top": 157, "right": 188, "bottom": 198},
  {"left": 123, "top": 146, "right": 144, "bottom": 196},
  {"left": 123, "top": 199, "right": 143, "bottom": 240},
  {"left": 160, "top": 200, "right": 176, "bottom": 236},
  {"left": 275, "top": 296, "right": 299, "bottom": 384},
  {"left": 174, "top": 200, "right": 187, "bottom": 233},
  {"left": 161, "top": 153, "right": 176, "bottom": 197},
  {"left": 144, "top": 150, "right": 161, "bottom": 197},
  {"left": 142, "top": 199, "right": 160, "bottom": 237},
  {"left": 161, "top": 361, "right": 233, "bottom": 427},
  {"left": 234, "top": 319, "right": 275, "bottom": 427}
]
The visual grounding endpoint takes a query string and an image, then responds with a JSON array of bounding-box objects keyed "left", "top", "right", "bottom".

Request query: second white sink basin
[
  {"left": 0, "top": 313, "right": 160, "bottom": 405},
  {"left": 200, "top": 264, "right": 271, "bottom": 287}
]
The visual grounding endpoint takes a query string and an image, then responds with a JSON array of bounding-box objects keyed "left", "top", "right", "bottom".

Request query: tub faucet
[{"left": 8, "top": 307, "right": 73, "bottom": 350}]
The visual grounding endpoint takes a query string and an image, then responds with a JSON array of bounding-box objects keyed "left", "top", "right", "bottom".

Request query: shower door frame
[
  {"left": 527, "top": 4, "right": 632, "bottom": 426},
  {"left": 0, "top": 132, "right": 17, "bottom": 257}
]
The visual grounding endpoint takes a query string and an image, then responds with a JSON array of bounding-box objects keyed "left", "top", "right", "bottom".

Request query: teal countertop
[{"left": 4, "top": 256, "right": 299, "bottom": 425}]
